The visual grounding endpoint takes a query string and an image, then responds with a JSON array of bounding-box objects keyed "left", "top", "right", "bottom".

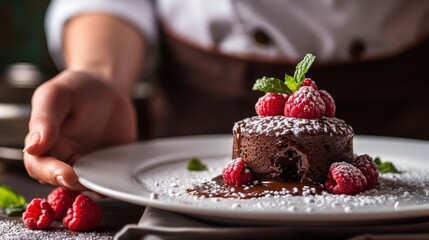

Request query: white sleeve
[{"left": 45, "top": 0, "right": 157, "bottom": 69}]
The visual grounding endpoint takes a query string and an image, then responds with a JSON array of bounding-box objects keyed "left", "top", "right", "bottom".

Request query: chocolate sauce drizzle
[{"left": 187, "top": 175, "right": 324, "bottom": 199}]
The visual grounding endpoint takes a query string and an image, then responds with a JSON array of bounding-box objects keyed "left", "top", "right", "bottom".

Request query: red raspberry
[
  {"left": 22, "top": 198, "right": 55, "bottom": 230},
  {"left": 302, "top": 78, "right": 318, "bottom": 90},
  {"left": 325, "top": 162, "right": 367, "bottom": 195},
  {"left": 63, "top": 194, "right": 102, "bottom": 231},
  {"left": 319, "top": 90, "right": 336, "bottom": 117},
  {"left": 353, "top": 154, "right": 379, "bottom": 190},
  {"left": 284, "top": 86, "right": 326, "bottom": 119},
  {"left": 255, "top": 93, "right": 287, "bottom": 116},
  {"left": 47, "top": 187, "right": 80, "bottom": 220},
  {"left": 222, "top": 158, "right": 254, "bottom": 185}
]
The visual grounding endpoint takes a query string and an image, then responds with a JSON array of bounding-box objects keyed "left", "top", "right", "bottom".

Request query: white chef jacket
[{"left": 45, "top": 0, "right": 429, "bottom": 69}]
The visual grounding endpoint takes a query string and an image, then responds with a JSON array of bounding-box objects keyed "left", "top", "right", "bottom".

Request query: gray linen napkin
[{"left": 114, "top": 207, "right": 429, "bottom": 240}]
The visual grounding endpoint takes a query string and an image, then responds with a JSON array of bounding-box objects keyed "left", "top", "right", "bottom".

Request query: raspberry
[
  {"left": 222, "top": 158, "right": 254, "bottom": 185},
  {"left": 284, "top": 86, "right": 326, "bottom": 119},
  {"left": 325, "top": 162, "right": 367, "bottom": 195},
  {"left": 47, "top": 187, "right": 80, "bottom": 220},
  {"left": 353, "top": 154, "right": 379, "bottom": 190},
  {"left": 302, "top": 78, "right": 318, "bottom": 90},
  {"left": 255, "top": 93, "right": 288, "bottom": 116},
  {"left": 319, "top": 90, "right": 336, "bottom": 117},
  {"left": 22, "top": 198, "right": 55, "bottom": 230},
  {"left": 63, "top": 194, "right": 102, "bottom": 231}
]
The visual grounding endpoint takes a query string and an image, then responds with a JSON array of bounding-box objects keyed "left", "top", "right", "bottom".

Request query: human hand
[{"left": 23, "top": 70, "right": 137, "bottom": 190}]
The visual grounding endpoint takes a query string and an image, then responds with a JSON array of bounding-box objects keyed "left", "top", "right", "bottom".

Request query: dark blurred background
[
  {"left": 0, "top": 1, "right": 57, "bottom": 160},
  {"left": 0, "top": 0, "right": 57, "bottom": 76}
]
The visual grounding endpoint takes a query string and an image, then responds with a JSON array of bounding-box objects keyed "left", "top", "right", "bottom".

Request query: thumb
[
  {"left": 24, "top": 82, "right": 71, "bottom": 155},
  {"left": 24, "top": 116, "right": 60, "bottom": 155}
]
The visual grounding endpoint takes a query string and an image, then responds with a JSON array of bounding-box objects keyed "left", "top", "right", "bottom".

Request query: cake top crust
[{"left": 234, "top": 116, "right": 354, "bottom": 137}]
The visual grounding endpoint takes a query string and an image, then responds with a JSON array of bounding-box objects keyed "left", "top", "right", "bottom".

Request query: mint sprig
[
  {"left": 252, "top": 77, "right": 293, "bottom": 95},
  {"left": 187, "top": 157, "right": 208, "bottom": 171},
  {"left": 293, "top": 53, "right": 316, "bottom": 84},
  {"left": 374, "top": 157, "right": 399, "bottom": 174},
  {"left": 252, "top": 53, "right": 316, "bottom": 94},
  {"left": 0, "top": 185, "right": 26, "bottom": 216}
]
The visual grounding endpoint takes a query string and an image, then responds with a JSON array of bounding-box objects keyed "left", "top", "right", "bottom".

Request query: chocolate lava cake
[{"left": 232, "top": 115, "right": 354, "bottom": 184}]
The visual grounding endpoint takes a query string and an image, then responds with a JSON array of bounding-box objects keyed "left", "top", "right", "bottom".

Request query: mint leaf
[
  {"left": 378, "top": 162, "right": 399, "bottom": 174},
  {"left": 0, "top": 185, "right": 26, "bottom": 209},
  {"left": 293, "top": 53, "right": 316, "bottom": 85},
  {"left": 374, "top": 157, "right": 381, "bottom": 165},
  {"left": 187, "top": 157, "right": 207, "bottom": 171},
  {"left": 284, "top": 74, "right": 297, "bottom": 93},
  {"left": 0, "top": 185, "right": 26, "bottom": 216},
  {"left": 373, "top": 157, "right": 399, "bottom": 174},
  {"left": 252, "top": 77, "right": 293, "bottom": 95},
  {"left": 5, "top": 206, "right": 26, "bottom": 217}
]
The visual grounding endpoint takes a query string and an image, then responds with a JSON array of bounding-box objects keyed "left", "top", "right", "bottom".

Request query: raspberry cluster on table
[
  {"left": 22, "top": 187, "right": 102, "bottom": 231},
  {"left": 222, "top": 54, "right": 379, "bottom": 196}
]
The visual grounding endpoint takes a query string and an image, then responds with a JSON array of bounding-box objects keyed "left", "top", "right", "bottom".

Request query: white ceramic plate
[{"left": 75, "top": 135, "right": 429, "bottom": 225}]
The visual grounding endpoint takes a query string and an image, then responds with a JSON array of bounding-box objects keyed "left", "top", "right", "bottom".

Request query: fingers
[
  {"left": 23, "top": 152, "right": 87, "bottom": 191},
  {"left": 23, "top": 74, "right": 84, "bottom": 191},
  {"left": 24, "top": 80, "right": 71, "bottom": 155}
]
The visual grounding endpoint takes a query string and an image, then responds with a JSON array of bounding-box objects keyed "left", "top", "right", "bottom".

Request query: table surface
[{"left": 0, "top": 160, "right": 145, "bottom": 239}]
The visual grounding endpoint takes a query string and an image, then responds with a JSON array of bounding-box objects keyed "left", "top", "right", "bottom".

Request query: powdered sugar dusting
[
  {"left": 134, "top": 156, "right": 429, "bottom": 215},
  {"left": 233, "top": 116, "right": 353, "bottom": 137},
  {"left": 0, "top": 215, "right": 113, "bottom": 240}
]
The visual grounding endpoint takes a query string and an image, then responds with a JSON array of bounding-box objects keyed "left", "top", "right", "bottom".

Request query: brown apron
[{"left": 147, "top": 28, "right": 429, "bottom": 140}]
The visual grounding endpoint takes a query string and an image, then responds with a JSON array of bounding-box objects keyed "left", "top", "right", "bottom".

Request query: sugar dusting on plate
[{"left": 134, "top": 157, "right": 429, "bottom": 214}]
